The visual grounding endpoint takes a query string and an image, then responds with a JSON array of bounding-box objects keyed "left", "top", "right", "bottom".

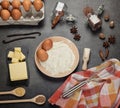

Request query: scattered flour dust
[{"left": 40, "top": 41, "right": 75, "bottom": 75}]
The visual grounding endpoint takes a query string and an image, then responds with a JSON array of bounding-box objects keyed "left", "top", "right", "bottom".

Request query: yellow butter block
[
  {"left": 20, "top": 52, "right": 26, "bottom": 61},
  {"left": 11, "top": 58, "right": 19, "bottom": 63},
  {"left": 9, "top": 62, "right": 28, "bottom": 81},
  {"left": 13, "top": 51, "right": 21, "bottom": 60},
  {"left": 14, "top": 47, "right": 21, "bottom": 52},
  {"left": 8, "top": 51, "right": 14, "bottom": 59}
]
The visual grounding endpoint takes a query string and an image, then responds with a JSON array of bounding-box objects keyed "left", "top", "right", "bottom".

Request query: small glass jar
[
  {"left": 83, "top": 5, "right": 104, "bottom": 31},
  {"left": 87, "top": 13, "right": 102, "bottom": 31},
  {"left": 51, "top": 2, "right": 67, "bottom": 29}
]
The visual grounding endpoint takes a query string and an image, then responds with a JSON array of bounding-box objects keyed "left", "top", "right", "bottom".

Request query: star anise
[
  {"left": 74, "top": 34, "right": 81, "bottom": 41},
  {"left": 108, "top": 35, "right": 115, "bottom": 44},
  {"left": 70, "top": 26, "right": 78, "bottom": 34},
  {"left": 103, "top": 41, "right": 110, "bottom": 48}
]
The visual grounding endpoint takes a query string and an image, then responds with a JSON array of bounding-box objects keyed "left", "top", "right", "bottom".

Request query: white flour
[{"left": 40, "top": 41, "right": 75, "bottom": 75}]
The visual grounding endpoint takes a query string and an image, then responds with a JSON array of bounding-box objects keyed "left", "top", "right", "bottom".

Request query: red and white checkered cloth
[{"left": 48, "top": 59, "right": 120, "bottom": 108}]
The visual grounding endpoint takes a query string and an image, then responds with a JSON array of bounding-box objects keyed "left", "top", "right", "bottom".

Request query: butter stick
[{"left": 9, "top": 62, "right": 28, "bottom": 81}]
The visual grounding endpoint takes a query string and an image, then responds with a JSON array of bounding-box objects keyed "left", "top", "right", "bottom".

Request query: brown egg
[
  {"left": 37, "top": 49, "right": 48, "bottom": 62},
  {"left": 1, "top": 9, "right": 10, "bottom": 21},
  {"left": 12, "top": 0, "right": 21, "bottom": 9},
  {"left": 22, "top": 0, "right": 31, "bottom": 12},
  {"left": 33, "top": 0, "right": 43, "bottom": 11},
  {"left": 42, "top": 39, "right": 53, "bottom": 51},
  {"left": 11, "top": 9, "right": 22, "bottom": 20},
  {"left": 1, "top": 0, "right": 10, "bottom": 9}
]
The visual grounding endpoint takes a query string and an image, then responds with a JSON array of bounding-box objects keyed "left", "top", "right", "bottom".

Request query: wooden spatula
[{"left": 82, "top": 48, "right": 91, "bottom": 70}]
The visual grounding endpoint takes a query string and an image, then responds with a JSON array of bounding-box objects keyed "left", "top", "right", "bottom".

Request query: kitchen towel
[{"left": 48, "top": 58, "right": 120, "bottom": 108}]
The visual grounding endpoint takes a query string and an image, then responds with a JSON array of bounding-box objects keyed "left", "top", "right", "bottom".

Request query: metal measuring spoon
[
  {"left": 0, "top": 87, "right": 26, "bottom": 97},
  {"left": 0, "top": 95, "right": 46, "bottom": 105}
]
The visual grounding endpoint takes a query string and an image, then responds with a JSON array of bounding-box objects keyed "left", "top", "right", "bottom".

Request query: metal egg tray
[{"left": 0, "top": 0, "right": 44, "bottom": 25}]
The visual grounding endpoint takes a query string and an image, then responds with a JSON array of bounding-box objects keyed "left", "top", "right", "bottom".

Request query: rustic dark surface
[{"left": 0, "top": 0, "right": 120, "bottom": 108}]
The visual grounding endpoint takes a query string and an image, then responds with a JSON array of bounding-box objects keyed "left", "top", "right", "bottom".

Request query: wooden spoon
[
  {"left": 0, "top": 87, "right": 26, "bottom": 97},
  {"left": 0, "top": 95, "right": 46, "bottom": 105}
]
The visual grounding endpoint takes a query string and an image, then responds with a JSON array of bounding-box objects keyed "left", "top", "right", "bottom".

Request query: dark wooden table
[{"left": 0, "top": 0, "right": 120, "bottom": 108}]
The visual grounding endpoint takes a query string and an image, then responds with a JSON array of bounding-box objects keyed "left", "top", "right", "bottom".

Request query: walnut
[
  {"left": 70, "top": 26, "right": 78, "bottom": 34},
  {"left": 108, "top": 35, "right": 115, "bottom": 44},
  {"left": 73, "top": 34, "right": 81, "bottom": 41},
  {"left": 103, "top": 41, "right": 110, "bottom": 48}
]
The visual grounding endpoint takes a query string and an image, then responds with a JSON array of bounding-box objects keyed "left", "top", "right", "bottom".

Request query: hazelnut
[
  {"left": 109, "top": 21, "right": 115, "bottom": 28},
  {"left": 99, "top": 33, "right": 105, "bottom": 40},
  {"left": 104, "top": 14, "right": 110, "bottom": 21}
]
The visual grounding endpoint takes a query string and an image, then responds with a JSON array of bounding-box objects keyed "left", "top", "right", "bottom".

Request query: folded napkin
[{"left": 48, "top": 58, "right": 120, "bottom": 108}]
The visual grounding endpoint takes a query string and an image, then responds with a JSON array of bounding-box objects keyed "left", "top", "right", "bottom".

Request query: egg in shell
[
  {"left": 11, "top": 9, "right": 22, "bottom": 20},
  {"left": 1, "top": 9, "right": 10, "bottom": 21},
  {"left": 41, "top": 39, "right": 53, "bottom": 51},
  {"left": 37, "top": 49, "right": 48, "bottom": 62},
  {"left": 12, "top": 0, "right": 21, "bottom": 9},
  {"left": 33, "top": 0, "right": 43, "bottom": 11},
  {"left": 22, "top": 0, "right": 31, "bottom": 12},
  {"left": 1, "top": 0, "right": 10, "bottom": 9}
]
